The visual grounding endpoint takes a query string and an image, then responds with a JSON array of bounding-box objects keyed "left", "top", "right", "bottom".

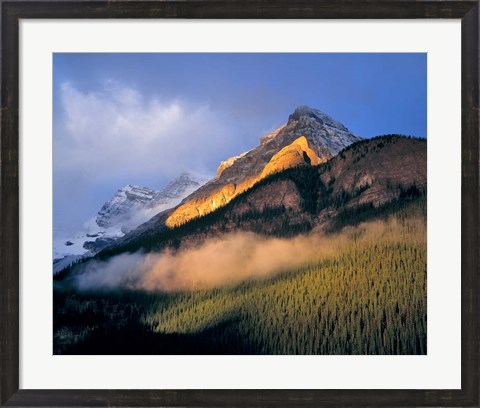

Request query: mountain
[
  {"left": 95, "top": 135, "right": 426, "bottom": 259},
  {"left": 166, "top": 106, "right": 361, "bottom": 227},
  {"left": 96, "top": 185, "right": 158, "bottom": 229},
  {"left": 260, "top": 136, "right": 322, "bottom": 177},
  {"left": 96, "top": 172, "right": 208, "bottom": 232},
  {"left": 53, "top": 172, "right": 208, "bottom": 269},
  {"left": 53, "top": 102, "right": 428, "bottom": 356}
]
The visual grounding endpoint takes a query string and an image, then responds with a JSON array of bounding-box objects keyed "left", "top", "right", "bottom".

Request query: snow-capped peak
[
  {"left": 96, "top": 173, "right": 209, "bottom": 229},
  {"left": 158, "top": 172, "right": 210, "bottom": 199},
  {"left": 96, "top": 185, "right": 158, "bottom": 228},
  {"left": 53, "top": 172, "right": 210, "bottom": 269}
]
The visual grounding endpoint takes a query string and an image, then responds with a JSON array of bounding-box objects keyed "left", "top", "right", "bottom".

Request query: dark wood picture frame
[{"left": 1, "top": 1, "right": 478, "bottom": 407}]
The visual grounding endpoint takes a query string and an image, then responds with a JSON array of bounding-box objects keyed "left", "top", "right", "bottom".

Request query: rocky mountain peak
[
  {"left": 165, "top": 106, "right": 361, "bottom": 227},
  {"left": 95, "top": 173, "right": 208, "bottom": 230},
  {"left": 288, "top": 105, "right": 348, "bottom": 130},
  {"left": 96, "top": 185, "right": 156, "bottom": 228},
  {"left": 288, "top": 105, "right": 319, "bottom": 121},
  {"left": 158, "top": 172, "right": 208, "bottom": 199},
  {"left": 284, "top": 105, "right": 356, "bottom": 156}
]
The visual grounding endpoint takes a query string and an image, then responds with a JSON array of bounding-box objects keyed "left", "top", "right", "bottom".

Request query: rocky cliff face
[
  {"left": 260, "top": 136, "right": 322, "bottom": 178},
  {"left": 166, "top": 136, "right": 322, "bottom": 227},
  {"left": 166, "top": 106, "right": 360, "bottom": 227}
]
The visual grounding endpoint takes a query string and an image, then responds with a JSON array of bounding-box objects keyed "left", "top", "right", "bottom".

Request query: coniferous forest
[{"left": 54, "top": 196, "right": 426, "bottom": 355}]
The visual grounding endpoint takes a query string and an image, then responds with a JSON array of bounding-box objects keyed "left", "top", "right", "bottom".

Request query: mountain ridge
[
  {"left": 166, "top": 106, "right": 361, "bottom": 227},
  {"left": 96, "top": 172, "right": 208, "bottom": 231},
  {"left": 55, "top": 106, "right": 425, "bottom": 277},
  {"left": 87, "top": 134, "right": 426, "bottom": 261}
]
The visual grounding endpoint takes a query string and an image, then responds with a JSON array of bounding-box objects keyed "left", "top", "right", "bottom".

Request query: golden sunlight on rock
[
  {"left": 260, "top": 136, "right": 322, "bottom": 178},
  {"left": 165, "top": 136, "right": 321, "bottom": 228}
]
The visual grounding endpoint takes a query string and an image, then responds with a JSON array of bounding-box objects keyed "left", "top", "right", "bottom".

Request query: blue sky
[{"left": 53, "top": 53, "right": 426, "bottom": 233}]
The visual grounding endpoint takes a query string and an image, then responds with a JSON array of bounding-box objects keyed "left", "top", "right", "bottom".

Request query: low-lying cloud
[
  {"left": 75, "top": 230, "right": 350, "bottom": 292},
  {"left": 73, "top": 218, "right": 425, "bottom": 292}
]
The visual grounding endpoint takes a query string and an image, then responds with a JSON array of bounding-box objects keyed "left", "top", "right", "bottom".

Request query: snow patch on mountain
[
  {"left": 53, "top": 172, "right": 209, "bottom": 272},
  {"left": 95, "top": 173, "right": 208, "bottom": 231}
]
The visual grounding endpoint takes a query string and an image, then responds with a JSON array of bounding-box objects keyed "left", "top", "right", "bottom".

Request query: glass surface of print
[{"left": 53, "top": 53, "right": 427, "bottom": 355}]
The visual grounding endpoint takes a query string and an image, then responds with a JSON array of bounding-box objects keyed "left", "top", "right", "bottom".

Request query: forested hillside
[
  {"left": 54, "top": 134, "right": 427, "bottom": 355},
  {"left": 54, "top": 198, "right": 426, "bottom": 355}
]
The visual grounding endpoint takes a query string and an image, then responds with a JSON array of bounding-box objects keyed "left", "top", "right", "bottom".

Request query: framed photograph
[{"left": 1, "top": 1, "right": 478, "bottom": 407}]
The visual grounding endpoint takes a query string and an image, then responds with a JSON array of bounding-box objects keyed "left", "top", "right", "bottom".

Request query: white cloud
[
  {"left": 56, "top": 81, "right": 233, "bottom": 179},
  {"left": 54, "top": 81, "right": 238, "bottom": 231}
]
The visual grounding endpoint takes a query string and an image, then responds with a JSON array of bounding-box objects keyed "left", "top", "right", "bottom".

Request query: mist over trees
[
  {"left": 54, "top": 198, "right": 426, "bottom": 355},
  {"left": 53, "top": 135, "right": 427, "bottom": 355}
]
